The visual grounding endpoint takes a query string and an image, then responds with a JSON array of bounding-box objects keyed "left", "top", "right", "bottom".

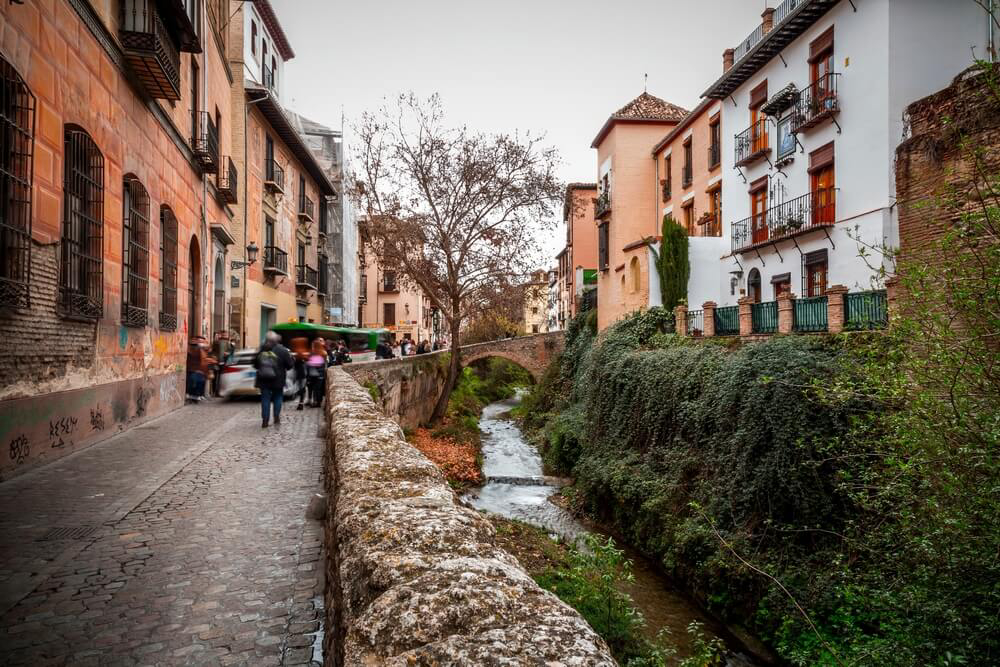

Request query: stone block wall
[
  {"left": 342, "top": 353, "right": 447, "bottom": 429},
  {"left": 322, "top": 368, "right": 614, "bottom": 665}
]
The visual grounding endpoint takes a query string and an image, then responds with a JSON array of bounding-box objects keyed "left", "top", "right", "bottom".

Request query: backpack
[{"left": 257, "top": 350, "right": 279, "bottom": 381}]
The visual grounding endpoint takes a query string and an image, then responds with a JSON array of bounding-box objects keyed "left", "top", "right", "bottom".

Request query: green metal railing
[
  {"left": 794, "top": 296, "right": 828, "bottom": 332},
  {"left": 845, "top": 289, "right": 888, "bottom": 330},
  {"left": 714, "top": 306, "right": 740, "bottom": 335},
  {"left": 751, "top": 301, "right": 778, "bottom": 333}
]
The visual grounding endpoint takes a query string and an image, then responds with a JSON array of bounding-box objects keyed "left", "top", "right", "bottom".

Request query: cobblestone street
[{"left": 0, "top": 399, "right": 326, "bottom": 666}]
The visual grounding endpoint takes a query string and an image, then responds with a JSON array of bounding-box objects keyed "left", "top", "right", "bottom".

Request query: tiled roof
[
  {"left": 591, "top": 92, "right": 689, "bottom": 147},
  {"left": 612, "top": 92, "right": 688, "bottom": 122}
]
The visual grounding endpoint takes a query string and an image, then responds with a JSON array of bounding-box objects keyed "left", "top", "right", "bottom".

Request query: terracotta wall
[{"left": 566, "top": 186, "right": 597, "bottom": 318}]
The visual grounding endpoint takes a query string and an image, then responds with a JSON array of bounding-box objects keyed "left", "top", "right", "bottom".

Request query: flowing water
[{"left": 463, "top": 395, "right": 767, "bottom": 666}]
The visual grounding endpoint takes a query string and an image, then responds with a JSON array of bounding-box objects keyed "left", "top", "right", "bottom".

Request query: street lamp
[{"left": 230, "top": 241, "right": 259, "bottom": 270}]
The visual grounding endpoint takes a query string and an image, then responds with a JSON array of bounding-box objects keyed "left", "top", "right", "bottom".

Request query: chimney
[
  {"left": 723, "top": 48, "right": 735, "bottom": 72},
  {"left": 762, "top": 7, "right": 776, "bottom": 33}
]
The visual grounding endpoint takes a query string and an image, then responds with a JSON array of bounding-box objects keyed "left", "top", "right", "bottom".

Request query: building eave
[
  {"left": 651, "top": 98, "right": 716, "bottom": 155},
  {"left": 590, "top": 118, "right": 680, "bottom": 149},
  {"left": 246, "top": 87, "right": 335, "bottom": 196},
  {"left": 702, "top": 0, "right": 841, "bottom": 100},
  {"left": 254, "top": 0, "right": 296, "bottom": 60}
]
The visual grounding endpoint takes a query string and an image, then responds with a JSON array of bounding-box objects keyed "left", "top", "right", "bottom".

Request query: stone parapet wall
[
  {"left": 341, "top": 353, "right": 448, "bottom": 429},
  {"left": 322, "top": 368, "right": 614, "bottom": 666}
]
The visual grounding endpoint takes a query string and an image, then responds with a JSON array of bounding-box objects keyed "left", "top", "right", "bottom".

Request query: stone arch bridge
[{"left": 458, "top": 331, "right": 564, "bottom": 382}]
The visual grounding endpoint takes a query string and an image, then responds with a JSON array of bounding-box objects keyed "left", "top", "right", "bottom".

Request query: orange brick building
[
  {"left": 554, "top": 182, "right": 597, "bottom": 326},
  {"left": 0, "top": 0, "right": 240, "bottom": 478}
]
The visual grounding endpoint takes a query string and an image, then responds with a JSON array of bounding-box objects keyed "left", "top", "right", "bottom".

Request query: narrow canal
[{"left": 463, "top": 395, "right": 767, "bottom": 666}]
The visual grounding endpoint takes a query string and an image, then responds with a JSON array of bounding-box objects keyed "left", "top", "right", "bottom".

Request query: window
[
  {"left": 532, "top": 324, "right": 539, "bottom": 334},
  {"left": 531, "top": 307, "right": 538, "bottom": 315},
  {"left": 160, "top": 206, "right": 178, "bottom": 330},
  {"left": 803, "top": 250, "right": 828, "bottom": 296},
  {"left": 707, "top": 184, "right": 722, "bottom": 237},
  {"left": 0, "top": 56, "right": 35, "bottom": 309},
  {"left": 60, "top": 127, "right": 104, "bottom": 319},
  {"left": 709, "top": 116, "right": 721, "bottom": 168},
  {"left": 810, "top": 27, "right": 835, "bottom": 88},
  {"left": 682, "top": 201, "right": 695, "bottom": 236},
  {"left": 772, "top": 272, "right": 791, "bottom": 299},
  {"left": 264, "top": 214, "right": 275, "bottom": 248},
  {"left": 383, "top": 302, "right": 395, "bottom": 327},
  {"left": 750, "top": 177, "right": 768, "bottom": 245},
  {"left": 810, "top": 142, "right": 835, "bottom": 225},
  {"left": 749, "top": 80, "right": 768, "bottom": 154},
  {"left": 682, "top": 139, "right": 693, "bottom": 188},
  {"left": 662, "top": 155, "right": 671, "bottom": 201},
  {"left": 262, "top": 38, "right": 268, "bottom": 69},
  {"left": 297, "top": 242, "right": 305, "bottom": 270},
  {"left": 598, "top": 222, "right": 609, "bottom": 271},
  {"left": 383, "top": 270, "right": 397, "bottom": 291},
  {"left": 190, "top": 60, "right": 199, "bottom": 146},
  {"left": 122, "top": 176, "right": 150, "bottom": 327},
  {"left": 251, "top": 20, "right": 258, "bottom": 57},
  {"left": 265, "top": 134, "right": 274, "bottom": 173}
]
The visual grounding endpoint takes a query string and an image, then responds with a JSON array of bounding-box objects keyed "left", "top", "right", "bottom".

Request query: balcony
[
  {"left": 682, "top": 164, "right": 693, "bottom": 189},
  {"left": 734, "top": 119, "right": 770, "bottom": 167},
  {"left": 265, "top": 159, "right": 284, "bottom": 194},
  {"left": 296, "top": 264, "right": 318, "bottom": 290},
  {"left": 191, "top": 112, "right": 219, "bottom": 174},
  {"left": 216, "top": 156, "right": 237, "bottom": 204},
  {"left": 595, "top": 191, "right": 611, "bottom": 219},
  {"left": 263, "top": 245, "right": 288, "bottom": 276},
  {"left": 730, "top": 188, "right": 837, "bottom": 253},
  {"left": 298, "top": 193, "right": 314, "bottom": 222},
  {"left": 792, "top": 73, "right": 840, "bottom": 133},
  {"left": 119, "top": 1, "right": 181, "bottom": 101}
]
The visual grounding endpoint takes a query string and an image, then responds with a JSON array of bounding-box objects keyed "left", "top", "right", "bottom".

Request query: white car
[{"left": 219, "top": 348, "right": 298, "bottom": 399}]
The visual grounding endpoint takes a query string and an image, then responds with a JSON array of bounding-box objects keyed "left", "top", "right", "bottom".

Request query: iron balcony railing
[
  {"left": 792, "top": 72, "right": 840, "bottom": 133},
  {"left": 662, "top": 179, "right": 671, "bottom": 201},
  {"left": 731, "top": 188, "right": 838, "bottom": 253},
  {"left": 191, "top": 111, "right": 219, "bottom": 174},
  {"left": 733, "top": 0, "right": 804, "bottom": 62},
  {"left": 119, "top": 0, "right": 181, "bottom": 101},
  {"left": 845, "top": 289, "right": 888, "bottom": 330},
  {"left": 595, "top": 191, "right": 611, "bottom": 218},
  {"left": 682, "top": 163, "right": 693, "bottom": 188},
  {"left": 265, "top": 158, "right": 284, "bottom": 193},
  {"left": 216, "top": 156, "right": 237, "bottom": 204},
  {"left": 751, "top": 301, "right": 778, "bottom": 334},
  {"left": 686, "top": 309, "right": 704, "bottom": 336},
  {"left": 263, "top": 245, "right": 288, "bottom": 275},
  {"left": 714, "top": 305, "right": 740, "bottom": 335},
  {"left": 708, "top": 143, "right": 721, "bottom": 169},
  {"left": 793, "top": 295, "right": 828, "bottom": 332},
  {"left": 296, "top": 264, "right": 318, "bottom": 290},
  {"left": 298, "top": 193, "right": 314, "bottom": 221},
  {"left": 735, "top": 118, "right": 770, "bottom": 167}
]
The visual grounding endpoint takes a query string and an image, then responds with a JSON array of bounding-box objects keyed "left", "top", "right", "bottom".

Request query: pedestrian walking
[
  {"left": 306, "top": 339, "right": 327, "bottom": 407},
  {"left": 186, "top": 337, "right": 216, "bottom": 402},
  {"left": 289, "top": 336, "right": 310, "bottom": 411},
  {"left": 253, "top": 331, "right": 294, "bottom": 428}
]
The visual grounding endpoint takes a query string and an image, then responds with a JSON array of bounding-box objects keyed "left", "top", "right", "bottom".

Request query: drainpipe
[{"left": 991, "top": 0, "right": 996, "bottom": 63}]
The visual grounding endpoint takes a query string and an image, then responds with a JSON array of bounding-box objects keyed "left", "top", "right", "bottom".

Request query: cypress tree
[{"left": 651, "top": 215, "right": 689, "bottom": 310}]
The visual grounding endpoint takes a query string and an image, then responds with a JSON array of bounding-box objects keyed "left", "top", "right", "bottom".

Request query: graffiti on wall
[
  {"left": 9, "top": 434, "right": 29, "bottom": 465},
  {"left": 48, "top": 416, "right": 78, "bottom": 449},
  {"left": 90, "top": 408, "right": 105, "bottom": 432}
]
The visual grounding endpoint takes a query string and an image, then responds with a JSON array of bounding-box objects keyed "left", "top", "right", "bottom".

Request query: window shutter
[
  {"left": 749, "top": 175, "right": 769, "bottom": 193},
  {"left": 809, "top": 26, "right": 835, "bottom": 62},
  {"left": 809, "top": 141, "right": 835, "bottom": 172},
  {"left": 749, "top": 80, "right": 768, "bottom": 108}
]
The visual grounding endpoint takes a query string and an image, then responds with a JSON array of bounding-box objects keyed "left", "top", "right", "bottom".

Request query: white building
[
  {"left": 243, "top": 0, "right": 293, "bottom": 102},
  {"left": 702, "top": 0, "right": 996, "bottom": 308}
]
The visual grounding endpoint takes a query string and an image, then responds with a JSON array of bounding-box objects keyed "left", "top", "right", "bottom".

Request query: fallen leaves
[{"left": 409, "top": 426, "right": 484, "bottom": 486}]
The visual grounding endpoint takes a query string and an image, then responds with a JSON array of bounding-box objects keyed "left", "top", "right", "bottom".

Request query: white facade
[
  {"left": 243, "top": 3, "right": 288, "bottom": 101},
  {"left": 713, "top": 0, "right": 994, "bottom": 307}
]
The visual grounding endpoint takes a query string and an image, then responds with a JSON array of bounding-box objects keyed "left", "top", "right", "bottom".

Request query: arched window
[
  {"left": 747, "top": 268, "right": 762, "bottom": 303},
  {"left": 629, "top": 256, "right": 641, "bottom": 294},
  {"left": 159, "top": 205, "right": 178, "bottom": 330},
  {"left": 122, "top": 176, "right": 150, "bottom": 327},
  {"left": 60, "top": 126, "right": 104, "bottom": 319},
  {"left": 0, "top": 55, "right": 35, "bottom": 309}
]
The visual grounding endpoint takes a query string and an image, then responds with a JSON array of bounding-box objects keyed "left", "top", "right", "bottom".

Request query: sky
[{"left": 270, "top": 0, "right": 771, "bottom": 259}]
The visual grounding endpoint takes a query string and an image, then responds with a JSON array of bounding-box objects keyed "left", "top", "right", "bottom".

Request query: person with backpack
[{"left": 253, "top": 331, "right": 294, "bottom": 428}]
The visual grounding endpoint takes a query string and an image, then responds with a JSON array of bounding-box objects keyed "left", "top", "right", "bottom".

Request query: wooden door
[
  {"left": 806, "top": 260, "right": 828, "bottom": 297},
  {"left": 811, "top": 165, "right": 835, "bottom": 225},
  {"left": 751, "top": 188, "right": 768, "bottom": 244}
]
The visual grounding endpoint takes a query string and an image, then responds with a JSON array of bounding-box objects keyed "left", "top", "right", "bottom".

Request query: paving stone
[{"left": 0, "top": 400, "right": 326, "bottom": 664}]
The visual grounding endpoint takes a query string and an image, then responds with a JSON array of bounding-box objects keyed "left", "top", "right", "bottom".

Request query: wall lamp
[{"left": 230, "top": 241, "right": 259, "bottom": 270}]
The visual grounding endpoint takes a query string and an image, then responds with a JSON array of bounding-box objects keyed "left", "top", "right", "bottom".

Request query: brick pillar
[
  {"left": 761, "top": 7, "right": 776, "bottom": 33},
  {"left": 738, "top": 297, "right": 753, "bottom": 336},
  {"left": 702, "top": 301, "right": 717, "bottom": 337},
  {"left": 723, "top": 48, "right": 735, "bottom": 72},
  {"left": 825, "top": 284, "right": 848, "bottom": 334},
  {"left": 777, "top": 292, "right": 797, "bottom": 334},
  {"left": 674, "top": 305, "right": 687, "bottom": 336},
  {"left": 885, "top": 276, "right": 900, "bottom": 323}
]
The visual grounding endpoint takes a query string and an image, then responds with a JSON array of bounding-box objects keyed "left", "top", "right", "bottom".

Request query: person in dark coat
[{"left": 253, "top": 331, "right": 294, "bottom": 428}]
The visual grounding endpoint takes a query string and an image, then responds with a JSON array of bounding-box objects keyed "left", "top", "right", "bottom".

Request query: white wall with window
[{"left": 714, "top": 0, "right": 992, "bottom": 307}]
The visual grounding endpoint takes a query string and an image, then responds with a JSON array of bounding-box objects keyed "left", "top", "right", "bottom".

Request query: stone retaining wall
[
  {"left": 323, "top": 367, "right": 614, "bottom": 666},
  {"left": 341, "top": 353, "right": 448, "bottom": 429}
]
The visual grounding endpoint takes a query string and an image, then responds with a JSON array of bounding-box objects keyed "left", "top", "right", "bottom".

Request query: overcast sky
[{"left": 271, "top": 0, "right": 770, "bottom": 260}]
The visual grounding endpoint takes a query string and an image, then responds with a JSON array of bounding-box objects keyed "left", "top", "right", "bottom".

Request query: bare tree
[{"left": 353, "top": 93, "right": 562, "bottom": 419}]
